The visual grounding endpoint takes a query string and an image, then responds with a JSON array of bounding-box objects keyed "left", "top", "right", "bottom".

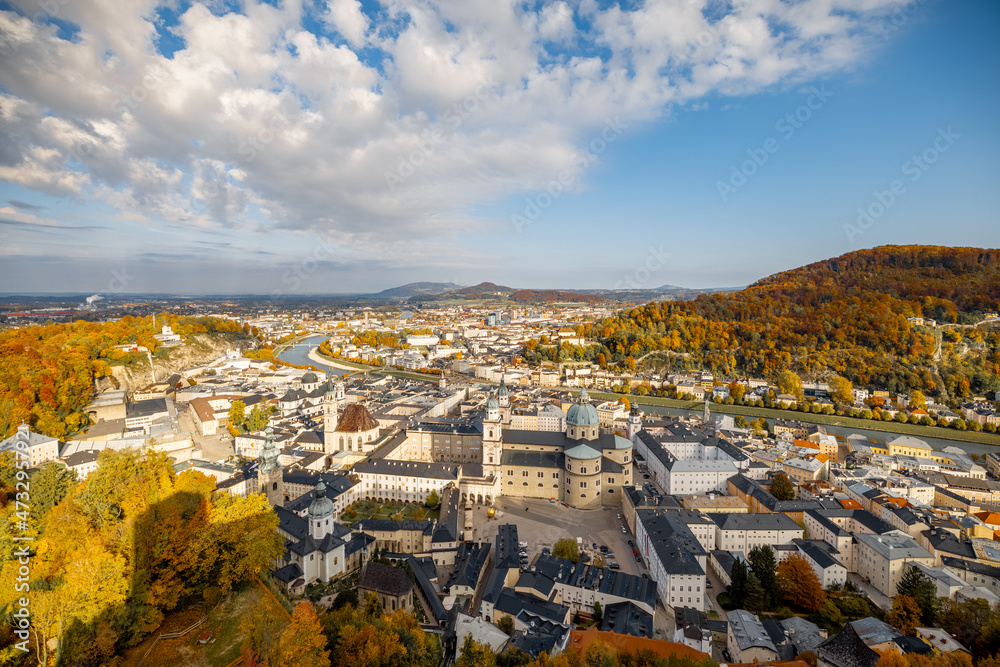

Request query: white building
[
  {"left": 1, "top": 424, "right": 60, "bottom": 468},
  {"left": 635, "top": 509, "right": 708, "bottom": 611},
  {"left": 710, "top": 513, "right": 803, "bottom": 552}
]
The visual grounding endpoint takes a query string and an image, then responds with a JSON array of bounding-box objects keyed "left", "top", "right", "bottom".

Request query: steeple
[
  {"left": 259, "top": 424, "right": 279, "bottom": 474},
  {"left": 258, "top": 424, "right": 283, "bottom": 506},
  {"left": 703, "top": 395, "right": 710, "bottom": 423}
]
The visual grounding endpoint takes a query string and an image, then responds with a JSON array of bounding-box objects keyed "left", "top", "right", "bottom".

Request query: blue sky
[{"left": 0, "top": 0, "right": 997, "bottom": 295}]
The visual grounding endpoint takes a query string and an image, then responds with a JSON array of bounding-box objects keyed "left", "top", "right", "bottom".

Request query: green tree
[
  {"left": 729, "top": 558, "right": 748, "bottom": 608},
  {"left": 552, "top": 537, "right": 581, "bottom": 563},
  {"left": 896, "top": 565, "right": 939, "bottom": 625},
  {"left": 748, "top": 545, "right": 778, "bottom": 607},
  {"left": 246, "top": 405, "right": 269, "bottom": 432},
  {"left": 734, "top": 415, "right": 749, "bottom": 429},
  {"left": 744, "top": 573, "right": 768, "bottom": 613},
  {"left": 229, "top": 400, "right": 247, "bottom": 430},
  {"left": 456, "top": 636, "right": 497, "bottom": 667},
  {"left": 593, "top": 601, "right": 603, "bottom": 623},
  {"left": 425, "top": 489, "right": 440, "bottom": 510},
  {"left": 770, "top": 472, "right": 796, "bottom": 501},
  {"left": 28, "top": 462, "right": 77, "bottom": 524},
  {"left": 498, "top": 614, "right": 515, "bottom": 636}
]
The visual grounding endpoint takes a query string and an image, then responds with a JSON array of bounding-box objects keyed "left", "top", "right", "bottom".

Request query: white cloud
[{"left": 0, "top": 0, "right": 910, "bottom": 254}]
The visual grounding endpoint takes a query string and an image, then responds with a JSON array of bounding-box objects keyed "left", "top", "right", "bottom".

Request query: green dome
[
  {"left": 498, "top": 376, "right": 509, "bottom": 398},
  {"left": 485, "top": 393, "right": 499, "bottom": 411},
  {"left": 301, "top": 371, "right": 318, "bottom": 384},
  {"left": 307, "top": 480, "right": 335, "bottom": 519},
  {"left": 566, "top": 395, "right": 599, "bottom": 428}
]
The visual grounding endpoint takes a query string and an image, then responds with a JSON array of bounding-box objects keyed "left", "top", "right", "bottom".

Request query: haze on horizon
[{"left": 0, "top": 0, "right": 998, "bottom": 296}]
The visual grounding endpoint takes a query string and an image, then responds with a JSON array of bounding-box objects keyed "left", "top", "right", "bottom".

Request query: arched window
[
  {"left": 272, "top": 482, "right": 278, "bottom": 490},
  {"left": 339, "top": 436, "right": 344, "bottom": 449}
]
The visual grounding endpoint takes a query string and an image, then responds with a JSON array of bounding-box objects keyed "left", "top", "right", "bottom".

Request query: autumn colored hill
[
  {"left": 531, "top": 245, "right": 1000, "bottom": 398},
  {"left": 0, "top": 315, "right": 255, "bottom": 439},
  {"left": 753, "top": 245, "right": 999, "bottom": 314}
]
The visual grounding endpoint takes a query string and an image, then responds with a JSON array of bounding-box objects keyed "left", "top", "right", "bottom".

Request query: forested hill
[
  {"left": 553, "top": 246, "right": 1000, "bottom": 398},
  {"left": 0, "top": 316, "right": 255, "bottom": 439},
  {"left": 751, "top": 245, "right": 999, "bottom": 314}
]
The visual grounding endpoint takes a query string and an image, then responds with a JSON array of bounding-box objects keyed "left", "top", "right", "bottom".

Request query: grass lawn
[
  {"left": 581, "top": 390, "right": 1000, "bottom": 447},
  {"left": 204, "top": 583, "right": 290, "bottom": 666},
  {"left": 341, "top": 499, "right": 439, "bottom": 523}
]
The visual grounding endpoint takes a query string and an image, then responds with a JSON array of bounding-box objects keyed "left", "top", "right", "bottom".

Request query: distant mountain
[
  {"left": 451, "top": 282, "right": 515, "bottom": 296},
  {"left": 370, "top": 282, "right": 464, "bottom": 299}
]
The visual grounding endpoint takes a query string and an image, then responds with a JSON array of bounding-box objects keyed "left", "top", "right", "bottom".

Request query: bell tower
[
  {"left": 483, "top": 391, "right": 502, "bottom": 469},
  {"left": 259, "top": 424, "right": 284, "bottom": 506},
  {"left": 627, "top": 406, "right": 643, "bottom": 441}
]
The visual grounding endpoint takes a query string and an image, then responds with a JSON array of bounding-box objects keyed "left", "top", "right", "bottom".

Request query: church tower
[
  {"left": 259, "top": 424, "right": 284, "bottom": 506},
  {"left": 703, "top": 395, "right": 711, "bottom": 424},
  {"left": 626, "top": 406, "right": 643, "bottom": 441},
  {"left": 323, "top": 369, "right": 341, "bottom": 455},
  {"left": 497, "top": 375, "right": 512, "bottom": 424},
  {"left": 307, "top": 480, "right": 336, "bottom": 540},
  {"left": 482, "top": 391, "right": 502, "bottom": 469}
]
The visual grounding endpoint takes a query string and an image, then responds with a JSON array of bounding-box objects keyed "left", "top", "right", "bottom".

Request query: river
[
  {"left": 638, "top": 403, "right": 999, "bottom": 456},
  {"left": 275, "top": 334, "right": 350, "bottom": 376}
]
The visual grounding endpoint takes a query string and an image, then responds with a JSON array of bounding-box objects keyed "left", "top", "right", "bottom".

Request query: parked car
[
  {"left": 621, "top": 525, "right": 626, "bottom": 534},
  {"left": 627, "top": 540, "right": 634, "bottom": 548},
  {"left": 706, "top": 581, "right": 712, "bottom": 589},
  {"left": 634, "top": 554, "right": 641, "bottom": 563},
  {"left": 608, "top": 562, "right": 620, "bottom": 570},
  {"left": 600, "top": 545, "right": 608, "bottom": 553},
  {"left": 541, "top": 547, "right": 551, "bottom": 555}
]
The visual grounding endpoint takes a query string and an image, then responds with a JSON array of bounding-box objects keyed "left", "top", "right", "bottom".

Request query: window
[
  {"left": 522, "top": 471, "right": 528, "bottom": 477},
  {"left": 580, "top": 481, "right": 587, "bottom": 488},
  {"left": 581, "top": 467, "right": 587, "bottom": 474},
  {"left": 553, "top": 472, "right": 559, "bottom": 479},
  {"left": 538, "top": 472, "right": 544, "bottom": 478}
]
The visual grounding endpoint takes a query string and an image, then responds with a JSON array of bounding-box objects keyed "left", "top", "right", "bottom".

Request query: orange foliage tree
[{"left": 777, "top": 554, "right": 826, "bottom": 612}]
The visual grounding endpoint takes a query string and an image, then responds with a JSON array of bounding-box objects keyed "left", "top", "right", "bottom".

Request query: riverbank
[
  {"left": 307, "top": 348, "right": 373, "bottom": 372},
  {"left": 272, "top": 331, "right": 324, "bottom": 357},
  {"left": 580, "top": 390, "right": 1000, "bottom": 448}
]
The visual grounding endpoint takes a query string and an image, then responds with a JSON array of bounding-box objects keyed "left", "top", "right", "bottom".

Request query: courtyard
[{"left": 470, "top": 496, "right": 648, "bottom": 578}]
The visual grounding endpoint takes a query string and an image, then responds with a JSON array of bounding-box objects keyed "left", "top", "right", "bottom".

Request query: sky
[{"left": 0, "top": 0, "right": 997, "bottom": 296}]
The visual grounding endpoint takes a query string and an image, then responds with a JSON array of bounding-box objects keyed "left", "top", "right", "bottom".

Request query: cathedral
[{"left": 380, "top": 385, "right": 633, "bottom": 510}]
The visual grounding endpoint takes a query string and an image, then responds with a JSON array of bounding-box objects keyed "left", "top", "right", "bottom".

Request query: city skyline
[{"left": 1, "top": 0, "right": 998, "bottom": 295}]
